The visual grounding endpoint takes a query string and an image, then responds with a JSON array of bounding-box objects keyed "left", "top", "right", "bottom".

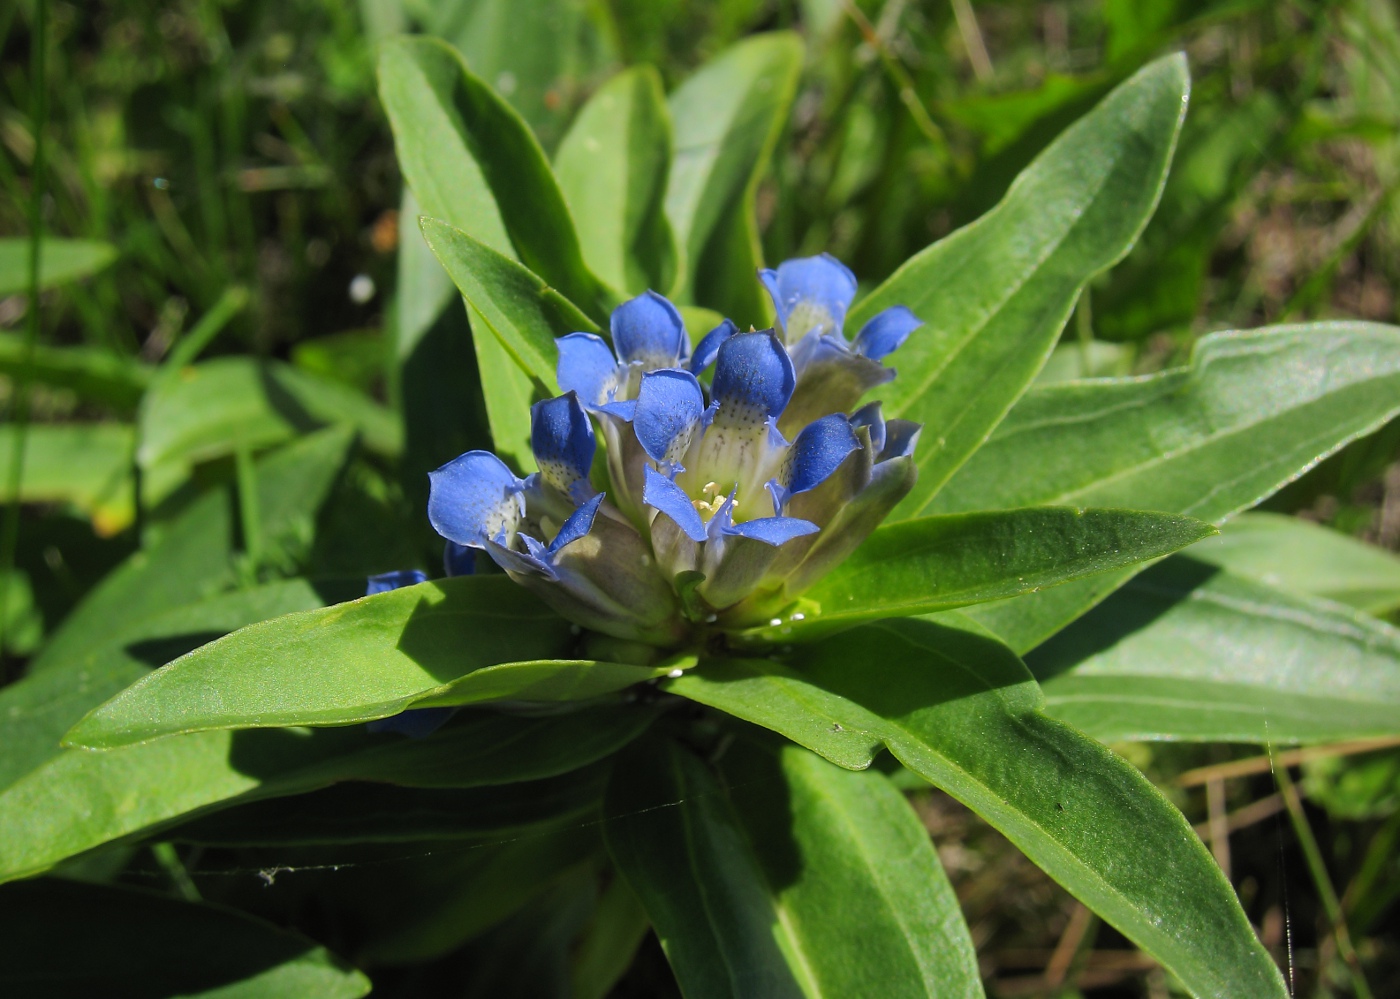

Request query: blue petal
[
  {"left": 443, "top": 542, "right": 477, "bottom": 577},
  {"left": 880, "top": 419, "right": 922, "bottom": 462},
  {"left": 633, "top": 369, "right": 706, "bottom": 466},
  {"left": 724, "top": 516, "right": 820, "bottom": 546},
  {"left": 611, "top": 291, "right": 687, "bottom": 368},
  {"left": 367, "top": 708, "right": 456, "bottom": 739},
  {"left": 688, "top": 319, "right": 738, "bottom": 375},
  {"left": 853, "top": 305, "right": 921, "bottom": 361},
  {"left": 365, "top": 569, "right": 428, "bottom": 595},
  {"left": 484, "top": 534, "right": 557, "bottom": 580},
  {"left": 759, "top": 254, "right": 858, "bottom": 340},
  {"left": 788, "top": 414, "right": 860, "bottom": 495},
  {"left": 849, "top": 402, "right": 887, "bottom": 455},
  {"left": 643, "top": 465, "right": 707, "bottom": 542},
  {"left": 548, "top": 492, "right": 605, "bottom": 554},
  {"left": 531, "top": 393, "right": 596, "bottom": 501},
  {"left": 556, "top": 332, "right": 621, "bottom": 409},
  {"left": 427, "top": 451, "right": 524, "bottom": 548},
  {"left": 711, "top": 331, "right": 795, "bottom": 422}
]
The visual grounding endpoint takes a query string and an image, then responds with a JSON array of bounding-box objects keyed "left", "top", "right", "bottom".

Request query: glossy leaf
[
  {"left": 378, "top": 36, "right": 607, "bottom": 320},
  {"left": 420, "top": 217, "right": 599, "bottom": 392},
  {"left": 1189, "top": 511, "right": 1400, "bottom": 615},
  {"left": 0, "top": 238, "right": 117, "bottom": 294},
  {"left": 604, "top": 739, "right": 810, "bottom": 999},
  {"left": 570, "top": 875, "right": 651, "bottom": 999},
  {"left": 935, "top": 323, "right": 1400, "bottom": 651},
  {"left": 725, "top": 739, "right": 985, "bottom": 999},
  {"left": 733, "top": 507, "right": 1214, "bottom": 640},
  {"left": 1032, "top": 557, "right": 1400, "bottom": 743},
  {"left": 1, "top": 708, "right": 650, "bottom": 882},
  {"left": 470, "top": 300, "right": 539, "bottom": 470},
  {"left": 28, "top": 427, "right": 355, "bottom": 680},
  {"left": 555, "top": 66, "right": 678, "bottom": 295},
  {"left": 63, "top": 576, "right": 578, "bottom": 748},
  {"left": 0, "top": 577, "right": 358, "bottom": 792},
  {"left": 666, "top": 619, "right": 1289, "bottom": 999},
  {"left": 851, "top": 55, "right": 1189, "bottom": 513},
  {"left": 0, "top": 879, "right": 368, "bottom": 998},
  {"left": 665, "top": 33, "right": 803, "bottom": 325}
]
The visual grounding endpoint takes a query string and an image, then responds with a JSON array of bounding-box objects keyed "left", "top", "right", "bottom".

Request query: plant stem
[{"left": 1275, "top": 762, "right": 1374, "bottom": 999}]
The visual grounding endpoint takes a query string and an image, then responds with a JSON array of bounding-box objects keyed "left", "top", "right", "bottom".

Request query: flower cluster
[{"left": 427, "top": 254, "right": 923, "bottom": 645}]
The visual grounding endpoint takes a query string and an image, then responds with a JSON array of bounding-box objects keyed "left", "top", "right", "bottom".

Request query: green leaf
[
  {"left": 570, "top": 875, "right": 650, "bottom": 999},
  {"left": 733, "top": 508, "right": 1215, "bottom": 640},
  {"left": 0, "top": 238, "right": 117, "bottom": 295},
  {"left": 1031, "top": 557, "right": 1400, "bottom": 743},
  {"left": 378, "top": 36, "right": 607, "bottom": 319},
  {"left": 1189, "top": 512, "right": 1400, "bottom": 616},
  {"left": 555, "top": 66, "right": 679, "bottom": 296},
  {"left": 852, "top": 55, "right": 1189, "bottom": 514},
  {"left": 724, "top": 739, "right": 985, "bottom": 999},
  {"left": 168, "top": 767, "right": 608, "bottom": 846},
  {"left": 0, "top": 423, "right": 135, "bottom": 534},
  {"left": 666, "top": 33, "right": 803, "bottom": 325},
  {"left": 0, "top": 577, "right": 358, "bottom": 793},
  {"left": 0, "top": 879, "right": 369, "bottom": 998},
  {"left": 62, "top": 577, "right": 673, "bottom": 749},
  {"left": 0, "top": 707, "right": 650, "bottom": 882},
  {"left": 28, "top": 427, "right": 355, "bottom": 681},
  {"left": 934, "top": 322, "right": 1400, "bottom": 652},
  {"left": 138, "top": 357, "right": 400, "bottom": 478},
  {"left": 604, "top": 738, "right": 810, "bottom": 999},
  {"left": 470, "top": 303, "right": 539, "bottom": 469},
  {"left": 666, "top": 619, "right": 1289, "bottom": 999},
  {"left": 0, "top": 331, "right": 150, "bottom": 409},
  {"left": 420, "top": 217, "right": 600, "bottom": 392}
]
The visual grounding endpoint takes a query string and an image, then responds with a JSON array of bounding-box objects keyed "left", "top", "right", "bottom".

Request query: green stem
[
  {"left": 0, "top": 0, "right": 48, "bottom": 660},
  {"left": 1274, "top": 762, "right": 1374, "bottom": 999}
]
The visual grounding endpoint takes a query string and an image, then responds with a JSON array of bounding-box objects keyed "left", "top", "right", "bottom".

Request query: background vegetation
[{"left": 3, "top": 1, "right": 1399, "bottom": 995}]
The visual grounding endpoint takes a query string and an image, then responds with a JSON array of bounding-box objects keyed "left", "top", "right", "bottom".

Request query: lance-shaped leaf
[
  {"left": 419, "top": 217, "right": 599, "bottom": 393},
  {"left": 0, "top": 332, "right": 150, "bottom": 409},
  {"left": 27, "top": 427, "right": 355, "bottom": 682},
  {"left": 1031, "top": 557, "right": 1400, "bottom": 744},
  {"left": 666, "top": 33, "right": 802, "bottom": 325},
  {"left": 1188, "top": 511, "right": 1400, "bottom": 616},
  {"left": 556, "top": 66, "right": 679, "bottom": 296},
  {"left": 731, "top": 508, "right": 1214, "bottom": 641},
  {"left": 604, "top": 739, "right": 809, "bottom": 999},
  {"left": 0, "top": 577, "right": 361, "bottom": 792},
  {"left": 665, "top": 619, "right": 1289, "bottom": 999},
  {"left": 0, "top": 879, "right": 369, "bottom": 998},
  {"left": 0, "top": 708, "right": 652, "bottom": 883},
  {"left": 723, "top": 739, "right": 985, "bottom": 999},
  {"left": 933, "top": 322, "right": 1400, "bottom": 652},
  {"left": 851, "top": 55, "right": 1189, "bottom": 513},
  {"left": 63, "top": 577, "right": 682, "bottom": 749},
  {"left": 378, "top": 36, "right": 608, "bottom": 320},
  {"left": 0, "top": 237, "right": 117, "bottom": 294}
]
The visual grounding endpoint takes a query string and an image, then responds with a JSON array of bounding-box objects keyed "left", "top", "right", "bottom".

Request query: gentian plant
[{"left": 8, "top": 31, "right": 1400, "bottom": 999}]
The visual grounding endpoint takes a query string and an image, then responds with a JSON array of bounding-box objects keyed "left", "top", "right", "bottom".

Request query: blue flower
[
  {"left": 427, "top": 391, "right": 682, "bottom": 644},
  {"left": 556, "top": 291, "right": 736, "bottom": 522},
  {"left": 424, "top": 259, "right": 924, "bottom": 643},
  {"left": 634, "top": 331, "right": 863, "bottom": 611},
  {"left": 759, "top": 254, "right": 923, "bottom": 433}
]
